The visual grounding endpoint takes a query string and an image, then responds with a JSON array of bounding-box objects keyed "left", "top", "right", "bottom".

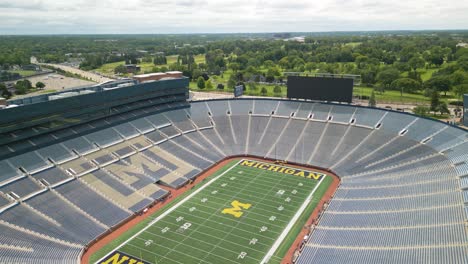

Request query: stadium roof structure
[{"left": 0, "top": 98, "right": 467, "bottom": 263}]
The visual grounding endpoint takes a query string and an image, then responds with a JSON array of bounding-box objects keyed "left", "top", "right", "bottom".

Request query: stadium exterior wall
[
  {"left": 464, "top": 94, "right": 468, "bottom": 126},
  {"left": 0, "top": 78, "right": 189, "bottom": 154}
]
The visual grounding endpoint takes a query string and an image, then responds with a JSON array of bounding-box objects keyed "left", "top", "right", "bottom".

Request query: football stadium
[{"left": 0, "top": 73, "right": 467, "bottom": 264}]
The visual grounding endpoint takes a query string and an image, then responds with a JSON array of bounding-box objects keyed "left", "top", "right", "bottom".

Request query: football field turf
[{"left": 95, "top": 159, "right": 331, "bottom": 264}]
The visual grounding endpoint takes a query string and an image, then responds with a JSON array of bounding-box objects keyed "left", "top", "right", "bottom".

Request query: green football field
[{"left": 94, "top": 159, "right": 331, "bottom": 264}]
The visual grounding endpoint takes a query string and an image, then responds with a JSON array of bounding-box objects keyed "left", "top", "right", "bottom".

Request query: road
[{"left": 38, "top": 63, "right": 114, "bottom": 83}]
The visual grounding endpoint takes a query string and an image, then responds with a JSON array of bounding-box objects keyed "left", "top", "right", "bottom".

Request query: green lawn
[
  {"left": 400, "top": 68, "right": 437, "bottom": 81},
  {"left": 353, "top": 86, "right": 456, "bottom": 104},
  {"left": 7, "top": 70, "right": 37, "bottom": 77},
  {"left": 39, "top": 89, "right": 57, "bottom": 94},
  {"left": 94, "top": 54, "right": 206, "bottom": 76},
  {"left": 92, "top": 159, "right": 330, "bottom": 264}
]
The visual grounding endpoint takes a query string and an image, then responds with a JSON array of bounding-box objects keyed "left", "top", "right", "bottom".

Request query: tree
[
  {"left": 376, "top": 68, "right": 400, "bottom": 90},
  {"left": 35, "top": 81, "right": 45, "bottom": 90},
  {"left": 355, "top": 55, "right": 369, "bottom": 69},
  {"left": 391, "top": 78, "right": 421, "bottom": 95},
  {"left": 227, "top": 74, "right": 237, "bottom": 89},
  {"left": 368, "top": 90, "right": 376, "bottom": 107},
  {"left": 438, "top": 101, "right": 450, "bottom": 115},
  {"left": 263, "top": 60, "right": 275, "bottom": 68},
  {"left": 114, "top": 64, "right": 127, "bottom": 74},
  {"left": 423, "top": 46, "right": 446, "bottom": 67},
  {"left": 192, "top": 69, "right": 202, "bottom": 80},
  {"left": 153, "top": 55, "right": 167, "bottom": 65},
  {"left": 430, "top": 90, "right": 440, "bottom": 114},
  {"left": 248, "top": 82, "right": 258, "bottom": 91},
  {"left": 408, "top": 56, "right": 425, "bottom": 73},
  {"left": 449, "top": 71, "right": 467, "bottom": 86},
  {"left": 217, "top": 83, "right": 224, "bottom": 90},
  {"left": 229, "top": 62, "right": 240, "bottom": 72},
  {"left": 453, "top": 84, "right": 468, "bottom": 100},
  {"left": 273, "top": 85, "right": 282, "bottom": 96},
  {"left": 425, "top": 75, "right": 451, "bottom": 96},
  {"left": 261, "top": 87, "right": 268, "bottom": 96},
  {"left": 457, "top": 55, "right": 468, "bottom": 71},
  {"left": 205, "top": 79, "right": 213, "bottom": 89},
  {"left": 413, "top": 106, "right": 429, "bottom": 117},
  {"left": 0, "top": 83, "right": 12, "bottom": 99},
  {"left": 197, "top": 76, "right": 205, "bottom": 89},
  {"left": 14, "top": 79, "right": 32, "bottom": 95}
]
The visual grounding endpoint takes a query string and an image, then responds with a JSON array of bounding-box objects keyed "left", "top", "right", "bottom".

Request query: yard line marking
[
  {"left": 143, "top": 221, "right": 273, "bottom": 247},
  {"left": 95, "top": 159, "right": 243, "bottom": 264},
  {"left": 198, "top": 160, "right": 306, "bottom": 264},
  {"left": 177, "top": 203, "right": 286, "bottom": 229},
  {"left": 197, "top": 191, "right": 305, "bottom": 212},
  {"left": 207, "top": 180, "right": 310, "bottom": 204},
  {"left": 178, "top": 202, "right": 291, "bottom": 226},
  {"left": 159, "top": 160, "right": 272, "bottom": 261},
  {"left": 140, "top": 228, "right": 268, "bottom": 257},
  {"left": 154, "top": 217, "right": 277, "bottom": 242},
  {"left": 261, "top": 175, "right": 326, "bottom": 264}
]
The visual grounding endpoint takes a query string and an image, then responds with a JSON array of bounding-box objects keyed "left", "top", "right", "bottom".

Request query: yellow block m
[{"left": 222, "top": 200, "right": 252, "bottom": 218}]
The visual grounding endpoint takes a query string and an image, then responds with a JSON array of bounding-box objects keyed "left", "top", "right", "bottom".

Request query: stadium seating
[{"left": 0, "top": 98, "right": 467, "bottom": 263}]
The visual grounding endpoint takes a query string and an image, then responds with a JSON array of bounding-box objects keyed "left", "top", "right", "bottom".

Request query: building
[
  {"left": 21, "top": 64, "right": 41, "bottom": 71},
  {"left": 0, "top": 76, "right": 188, "bottom": 156},
  {"left": 124, "top": 64, "right": 141, "bottom": 73},
  {"left": 464, "top": 94, "right": 468, "bottom": 126},
  {"left": 133, "top": 71, "right": 183, "bottom": 83}
]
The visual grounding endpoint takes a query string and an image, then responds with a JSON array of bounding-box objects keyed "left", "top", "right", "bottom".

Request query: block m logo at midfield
[{"left": 222, "top": 200, "right": 252, "bottom": 218}]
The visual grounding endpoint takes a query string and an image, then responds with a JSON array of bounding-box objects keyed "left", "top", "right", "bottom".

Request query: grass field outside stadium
[{"left": 92, "top": 159, "right": 333, "bottom": 264}]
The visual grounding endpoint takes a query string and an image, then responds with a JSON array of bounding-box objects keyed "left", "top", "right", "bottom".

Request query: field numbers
[
  {"left": 144, "top": 239, "right": 153, "bottom": 247},
  {"left": 276, "top": 189, "right": 285, "bottom": 196},
  {"left": 221, "top": 183, "right": 228, "bottom": 187},
  {"left": 161, "top": 227, "right": 170, "bottom": 234},
  {"left": 201, "top": 198, "right": 208, "bottom": 203},
  {"left": 230, "top": 177, "right": 236, "bottom": 181},
  {"left": 277, "top": 205, "right": 284, "bottom": 211},
  {"left": 249, "top": 238, "right": 258, "bottom": 245},
  {"left": 176, "top": 216, "right": 184, "bottom": 222},
  {"left": 177, "top": 222, "right": 192, "bottom": 233},
  {"left": 298, "top": 183, "right": 303, "bottom": 186},
  {"left": 269, "top": 216, "right": 276, "bottom": 221},
  {"left": 285, "top": 197, "right": 291, "bottom": 203},
  {"left": 211, "top": 190, "right": 218, "bottom": 195},
  {"left": 189, "top": 207, "right": 196, "bottom": 212},
  {"left": 238, "top": 252, "right": 247, "bottom": 259},
  {"left": 292, "top": 189, "right": 298, "bottom": 195},
  {"left": 260, "top": 226, "right": 268, "bottom": 232},
  {"left": 181, "top": 222, "right": 192, "bottom": 230}
]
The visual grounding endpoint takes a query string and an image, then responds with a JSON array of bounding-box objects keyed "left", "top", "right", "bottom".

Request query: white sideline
[
  {"left": 95, "top": 159, "right": 243, "bottom": 264},
  {"left": 261, "top": 175, "right": 326, "bottom": 264}
]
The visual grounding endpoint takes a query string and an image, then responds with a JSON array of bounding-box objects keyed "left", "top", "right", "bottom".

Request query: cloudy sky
[{"left": 0, "top": 0, "right": 467, "bottom": 34}]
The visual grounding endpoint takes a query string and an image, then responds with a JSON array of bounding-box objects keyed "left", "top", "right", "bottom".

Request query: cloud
[{"left": 0, "top": 0, "right": 467, "bottom": 34}]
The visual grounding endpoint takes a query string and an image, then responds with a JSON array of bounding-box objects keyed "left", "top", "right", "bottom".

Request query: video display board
[{"left": 287, "top": 76, "right": 353, "bottom": 103}]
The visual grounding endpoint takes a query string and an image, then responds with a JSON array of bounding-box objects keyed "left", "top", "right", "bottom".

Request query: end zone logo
[{"left": 99, "top": 251, "right": 150, "bottom": 264}]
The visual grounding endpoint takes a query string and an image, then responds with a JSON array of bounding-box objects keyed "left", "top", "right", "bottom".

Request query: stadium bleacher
[{"left": 0, "top": 98, "right": 467, "bottom": 263}]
